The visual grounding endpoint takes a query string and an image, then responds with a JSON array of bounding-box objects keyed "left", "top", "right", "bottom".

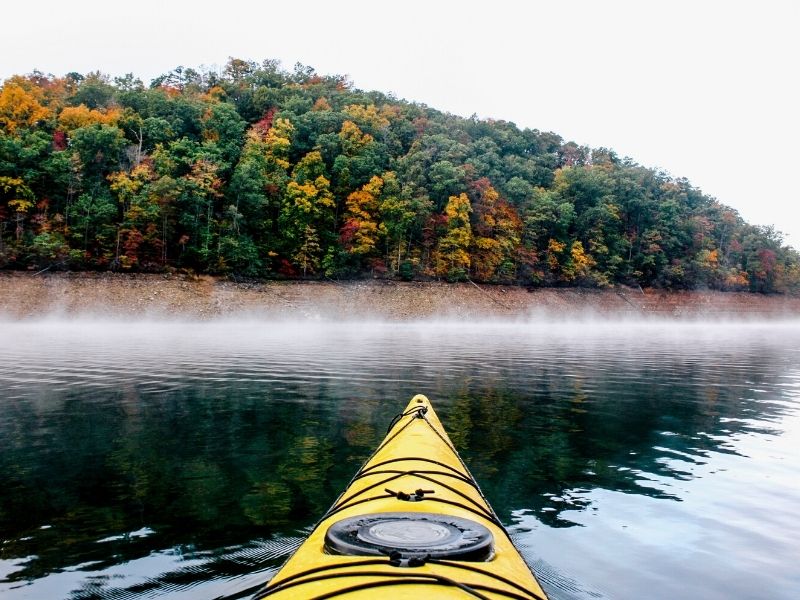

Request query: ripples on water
[{"left": 1, "top": 319, "right": 799, "bottom": 599}]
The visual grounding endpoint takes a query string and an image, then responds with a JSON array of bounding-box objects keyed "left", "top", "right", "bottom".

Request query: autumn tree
[
  {"left": 108, "top": 162, "right": 174, "bottom": 269},
  {"left": 0, "top": 176, "right": 35, "bottom": 254},
  {"left": 435, "top": 193, "right": 472, "bottom": 281},
  {"left": 377, "top": 171, "right": 418, "bottom": 275},
  {"left": 180, "top": 158, "right": 223, "bottom": 267},
  {"left": 333, "top": 120, "right": 385, "bottom": 198},
  {"left": 341, "top": 174, "right": 384, "bottom": 261},
  {"left": 0, "top": 79, "right": 51, "bottom": 134},
  {"left": 0, "top": 62, "right": 797, "bottom": 291},
  {"left": 57, "top": 104, "right": 120, "bottom": 131},
  {"left": 280, "top": 151, "right": 335, "bottom": 275},
  {"left": 469, "top": 178, "right": 522, "bottom": 282},
  {"left": 227, "top": 116, "right": 294, "bottom": 273}
]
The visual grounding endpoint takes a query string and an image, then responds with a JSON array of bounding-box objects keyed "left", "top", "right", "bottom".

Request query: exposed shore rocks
[{"left": 1, "top": 272, "right": 798, "bottom": 321}]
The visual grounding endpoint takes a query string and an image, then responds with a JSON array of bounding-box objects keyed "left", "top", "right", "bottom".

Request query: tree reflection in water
[{"left": 1, "top": 321, "right": 798, "bottom": 599}]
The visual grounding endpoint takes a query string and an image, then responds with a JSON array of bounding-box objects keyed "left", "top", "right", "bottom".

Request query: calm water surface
[{"left": 1, "top": 319, "right": 799, "bottom": 600}]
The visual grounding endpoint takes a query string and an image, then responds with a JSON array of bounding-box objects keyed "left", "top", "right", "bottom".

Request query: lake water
[{"left": 1, "top": 319, "right": 799, "bottom": 600}]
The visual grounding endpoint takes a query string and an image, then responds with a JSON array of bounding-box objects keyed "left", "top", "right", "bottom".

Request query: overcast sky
[{"left": 3, "top": 0, "right": 798, "bottom": 248}]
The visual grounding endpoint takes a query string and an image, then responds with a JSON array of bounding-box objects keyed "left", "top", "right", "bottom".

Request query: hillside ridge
[{"left": 1, "top": 60, "right": 798, "bottom": 293}]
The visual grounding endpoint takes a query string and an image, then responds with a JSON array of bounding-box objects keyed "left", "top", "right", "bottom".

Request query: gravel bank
[{"left": 1, "top": 272, "right": 799, "bottom": 321}]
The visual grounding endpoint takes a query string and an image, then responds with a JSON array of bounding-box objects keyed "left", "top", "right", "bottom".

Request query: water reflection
[{"left": 1, "top": 320, "right": 799, "bottom": 599}]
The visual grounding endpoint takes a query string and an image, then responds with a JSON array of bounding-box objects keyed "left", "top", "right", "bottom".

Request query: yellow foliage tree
[
  {"left": 339, "top": 120, "right": 374, "bottom": 156},
  {"left": 342, "top": 175, "right": 385, "bottom": 256},
  {"left": 265, "top": 118, "right": 294, "bottom": 169},
  {"left": 58, "top": 104, "right": 120, "bottom": 131},
  {"left": 282, "top": 151, "right": 336, "bottom": 275},
  {"left": 343, "top": 104, "right": 390, "bottom": 129},
  {"left": 435, "top": 193, "right": 472, "bottom": 280},
  {"left": 546, "top": 238, "right": 566, "bottom": 274},
  {"left": 0, "top": 176, "right": 35, "bottom": 241},
  {"left": 470, "top": 181, "right": 522, "bottom": 282},
  {"left": 0, "top": 82, "right": 51, "bottom": 134},
  {"left": 108, "top": 164, "right": 153, "bottom": 212},
  {"left": 569, "top": 240, "right": 596, "bottom": 282}
]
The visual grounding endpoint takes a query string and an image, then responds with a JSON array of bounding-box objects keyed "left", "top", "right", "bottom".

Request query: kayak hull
[{"left": 254, "top": 394, "right": 548, "bottom": 599}]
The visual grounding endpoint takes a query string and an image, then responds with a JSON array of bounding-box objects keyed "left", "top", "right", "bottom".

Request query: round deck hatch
[{"left": 324, "top": 512, "right": 493, "bottom": 561}]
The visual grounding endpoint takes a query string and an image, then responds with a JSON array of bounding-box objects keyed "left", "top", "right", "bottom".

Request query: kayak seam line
[{"left": 420, "top": 413, "right": 467, "bottom": 462}]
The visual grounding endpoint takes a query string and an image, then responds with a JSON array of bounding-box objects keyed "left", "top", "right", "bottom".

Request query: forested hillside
[{"left": 1, "top": 59, "right": 798, "bottom": 292}]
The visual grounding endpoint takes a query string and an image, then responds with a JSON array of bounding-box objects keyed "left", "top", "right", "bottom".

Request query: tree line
[{"left": 1, "top": 58, "right": 798, "bottom": 292}]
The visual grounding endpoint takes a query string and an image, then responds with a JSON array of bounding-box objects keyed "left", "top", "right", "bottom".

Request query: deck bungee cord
[
  {"left": 252, "top": 395, "right": 550, "bottom": 599},
  {"left": 254, "top": 556, "right": 547, "bottom": 599}
]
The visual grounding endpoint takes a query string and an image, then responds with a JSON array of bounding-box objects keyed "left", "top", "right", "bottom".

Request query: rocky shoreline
[{"left": 1, "top": 271, "right": 799, "bottom": 320}]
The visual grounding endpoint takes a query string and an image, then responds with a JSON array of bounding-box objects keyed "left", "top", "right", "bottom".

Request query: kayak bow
[{"left": 254, "top": 394, "right": 548, "bottom": 599}]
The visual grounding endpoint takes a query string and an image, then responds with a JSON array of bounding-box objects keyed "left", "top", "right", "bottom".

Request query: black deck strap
[
  {"left": 323, "top": 468, "right": 494, "bottom": 521},
  {"left": 318, "top": 492, "right": 397, "bottom": 522},
  {"left": 419, "top": 414, "right": 510, "bottom": 530},
  {"left": 323, "top": 487, "right": 500, "bottom": 529},
  {"left": 310, "top": 575, "right": 493, "bottom": 600},
  {"left": 385, "top": 406, "right": 427, "bottom": 434},
  {"left": 253, "top": 558, "right": 387, "bottom": 597},
  {"left": 384, "top": 487, "right": 434, "bottom": 502},
  {"left": 257, "top": 567, "right": 538, "bottom": 600},
  {"left": 420, "top": 413, "right": 461, "bottom": 456},
  {"left": 357, "top": 456, "right": 472, "bottom": 482},
  {"left": 358, "top": 467, "right": 474, "bottom": 486},
  {"left": 429, "top": 559, "right": 548, "bottom": 600},
  {"left": 385, "top": 471, "right": 497, "bottom": 520},
  {"left": 319, "top": 415, "right": 422, "bottom": 521},
  {"left": 388, "top": 550, "right": 429, "bottom": 567},
  {"left": 295, "top": 423, "right": 456, "bottom": 545},
  {"left": 321, "top": 413, "right": 471, "bottom": 524},
  {"left": 414, "top": 496, "right": 501, "bottom": 527},
  {"left": 327, "top": 470, "right": 441, "bottom": 514},
  {"left": 325, "top": 416, "right": 505, "bottom": 529},
  {"left": 369, "top": 412, "right": 417, "bottom": 459},
  {"left": 385, "top": 407, "right": 419, "bottom": 434},
  {"left": 253, "top": 556, "right": 546, "bottom": 600}
]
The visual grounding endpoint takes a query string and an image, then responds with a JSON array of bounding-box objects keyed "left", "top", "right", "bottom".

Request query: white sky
[{"left": 3, "top": 0, "right": 798, "bottom": 248}]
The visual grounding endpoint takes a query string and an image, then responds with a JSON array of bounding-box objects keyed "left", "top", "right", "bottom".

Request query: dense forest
[{"left": 1, "top": 58, "right": 798, "bottom": 292}]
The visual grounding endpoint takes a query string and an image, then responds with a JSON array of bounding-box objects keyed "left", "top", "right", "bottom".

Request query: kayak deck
[{"left": 254, "top": 394, "right": 548, "bottom": 599}]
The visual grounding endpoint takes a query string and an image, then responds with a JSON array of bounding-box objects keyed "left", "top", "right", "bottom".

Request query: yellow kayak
[{"left": 253, "top": 394, "right": 549, "bottom": 599}]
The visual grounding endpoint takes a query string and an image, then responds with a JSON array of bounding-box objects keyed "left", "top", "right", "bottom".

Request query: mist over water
[{"left": 1, "top": 318, "right": 799, "bottom": 599}]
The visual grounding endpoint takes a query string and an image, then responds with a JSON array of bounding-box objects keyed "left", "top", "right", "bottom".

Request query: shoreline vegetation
[
  {"left": 1, "top": 272, "right": 799, "bottom": 321},
  {"left": 1, "top": 59, "right": 799, "bottom": 294}
]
